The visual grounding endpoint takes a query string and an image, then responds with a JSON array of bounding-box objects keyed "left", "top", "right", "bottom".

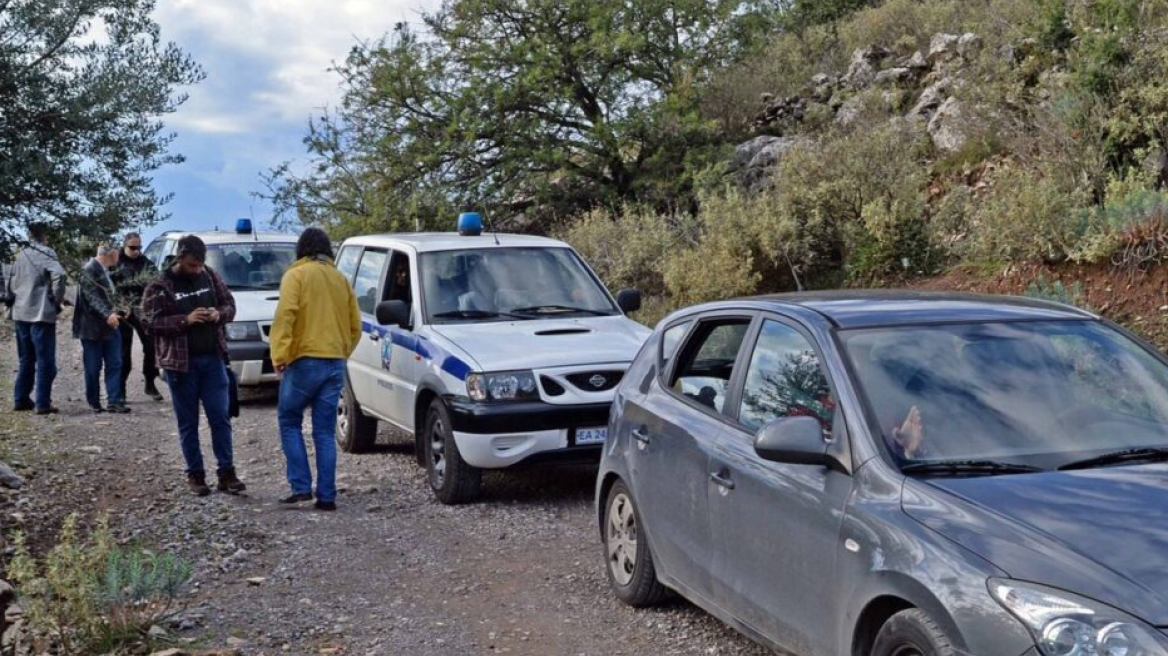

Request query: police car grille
[
  {"left": 565, "top": 371, "right": 623, "bottom": 392},
  {"left": 540, "top": 376, "right": 566, "bottom": 397}
]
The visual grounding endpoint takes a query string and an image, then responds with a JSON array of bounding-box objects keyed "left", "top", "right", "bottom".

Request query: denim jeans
[
  {"left": 81, "top": 332, "right": 123, "bottom": 408},
  {"left": 14, "top": 321, "right": 57, "bottom": 410},
  {"left": 277, "top": 358, "right": 345, "bottom": 503},
  {"left": 165, "top": 354, "right": 233, "bottom": 476},
  {"left": 118, "top": 315, "right": 158, "bottom": 393}
]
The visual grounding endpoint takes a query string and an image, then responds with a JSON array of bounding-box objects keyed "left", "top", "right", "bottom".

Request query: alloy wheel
[
  {"left": 606, "top": 492, "right": 638, "bottom": 586},
  {"left": 336, "top": 396, "right": 350, "bottom": 440},
  {"left": 429, "top": 414, "right": 447, "bottom": 488}
]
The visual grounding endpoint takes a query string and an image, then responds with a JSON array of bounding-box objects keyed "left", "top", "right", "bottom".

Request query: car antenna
[
  {"left": 483, "top": 208, "right": 501, "bottom": 245},
  {"left": 250, "top": 205, "right": 258, "bottom": 241}
]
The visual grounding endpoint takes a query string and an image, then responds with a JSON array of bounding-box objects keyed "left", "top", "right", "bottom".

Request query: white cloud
[{"left": 155, "top": 0, "right": 437, "bottom": 133}]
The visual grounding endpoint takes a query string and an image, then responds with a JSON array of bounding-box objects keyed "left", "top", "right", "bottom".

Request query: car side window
[
  {"left": 144, "top": 239, "right": 165, "bottom": 266},
  {"left": 335, "top": 246, "right": 362, "bottom": 285},
  {"left": 671, "top": 319, "right": 751, "bottom": 415},
  {"left": 738, "top": 319, "right": 835, "bottom": 435},
  {"left": 660, "top": 321, "right": 691, "bottom": 371},
  {"left": 385, "top": 251, "right": 413, "bottom": 305},
  {"left": 353, "top": 249, "right": 388, "bottom": 315}
]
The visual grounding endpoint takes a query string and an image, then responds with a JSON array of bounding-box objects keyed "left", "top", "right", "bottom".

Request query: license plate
[{"left": 575, "top": 427, "right": 607, "bottom": 445}]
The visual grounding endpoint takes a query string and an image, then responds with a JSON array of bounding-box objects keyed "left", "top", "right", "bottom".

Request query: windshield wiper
[
  {"left": 901, "top": 459, "right": 1044, "bottom": 477},
  {"left": 1058, "top": 447, "right": 1168, "bottom": 471},
  {"left": 227, "top": 284, "right": 268, "bottom": 291},
  {"left": 432, "top": 309, "right": 528, "bottom": 321},
  {"left": 510, "top": 304, "right": 612, "bottom": 316}
]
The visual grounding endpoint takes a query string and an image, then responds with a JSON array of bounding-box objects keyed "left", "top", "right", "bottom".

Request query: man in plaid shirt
[{"left": 143, "top": 235, "right": 246, "bottom": 497}]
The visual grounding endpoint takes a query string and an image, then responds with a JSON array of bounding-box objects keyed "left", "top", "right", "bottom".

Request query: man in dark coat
[
  {"left": 74, "top": 243, "right": 128, "bottom": 414},
  {"left": 112, "top": 232, "right": 162, "bottom": 401}
]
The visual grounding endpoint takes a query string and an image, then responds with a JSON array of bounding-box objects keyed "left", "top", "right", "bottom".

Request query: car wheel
[
  {"left": 336, "top": 378, "right": 377, "bottom": 454},
  {"left": 604, "top": 480, "right": 667, "bottom": 607},
  {"left": 871, "top": 609, "right": 959, "bottom": 656},
  {"left": 424, "top": 398, "right": 481, "bottom": 504}
]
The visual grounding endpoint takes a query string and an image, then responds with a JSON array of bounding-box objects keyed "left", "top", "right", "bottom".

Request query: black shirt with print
[{"left": 168, "top": 270, "right": 218, "bottom": 356}]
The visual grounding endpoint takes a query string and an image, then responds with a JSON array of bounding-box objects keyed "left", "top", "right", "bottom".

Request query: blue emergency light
[
  {"left": 457, "top": 212, "right": 483, "bottom": 236},
  {"left": 235, "top": 218, "right": 253, "bottom": 235}
]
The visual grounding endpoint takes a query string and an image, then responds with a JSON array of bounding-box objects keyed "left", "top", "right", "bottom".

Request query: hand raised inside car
[{"left": 893, "top": 405, "right": 925, "bottom": 458}]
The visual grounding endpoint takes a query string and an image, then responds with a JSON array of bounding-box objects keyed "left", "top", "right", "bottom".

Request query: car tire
[
  {"left": 336, "top": 378, "right": 377, "bottom": 454},
  {"left": 604, "top": 480, "right": 668, "bottom": 607},
  {"left": 424, "top": 398, "right": 481, "bottom": 504},
  {"left": 871, "top": 609, "right": 959, "bottom": 656}
]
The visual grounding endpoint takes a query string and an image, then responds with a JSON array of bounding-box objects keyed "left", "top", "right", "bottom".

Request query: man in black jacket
[
  {"left": 112, "top": 233, "right": 162, "bottom": 401},
  {"left": 74, "top": 244, "right": 129, "bottom": 414}
]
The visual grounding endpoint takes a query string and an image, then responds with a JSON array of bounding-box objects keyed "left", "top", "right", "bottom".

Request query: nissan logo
[{"left": 589, "top": 374, "right": 607, "bottom": 388}]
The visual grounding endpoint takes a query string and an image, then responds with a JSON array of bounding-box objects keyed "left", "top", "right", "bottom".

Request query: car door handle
[
  {"left": 631, "top": 427, "right": 651, "bottom": 445},
  {"left": 709, "top": 471, "right": 735, "bottom": 490}
]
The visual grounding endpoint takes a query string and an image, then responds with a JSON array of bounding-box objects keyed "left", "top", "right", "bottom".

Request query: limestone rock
[{"left": 928, "top": 97, "right": 968, "bottom": 152}]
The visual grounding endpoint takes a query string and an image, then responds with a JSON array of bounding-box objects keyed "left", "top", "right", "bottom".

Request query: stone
[
  {"left": 843, "top": 46, "right": 890, "bottom": 89},
  {"left": 906, "top": 50, "right": 928, "bottom": 70},
  {"left": 0, "top": 464, "right": 23, "bottom": 490},
  {"left": 927, "top": 33, "right": 961, "bottom": 63},
  {"left": 835, "top": 94, "right": 867, "bottom": 127},
  {"left": 148, "top": 624, "right": 169, "bottom": 639},
  {"left": 997, "top": 44, "right": 1018, "bottom": 65},
  {"left": 245, "top": 576, "right": 266, "bottom": 586},
  {"left": 148, "top": 650, "right": 187, "bottom": 656},
  {"left": 730, "top": 136, "right": 786, "bottom": 172},
  {"left": 957, "top": 33, "right": 983, "bottom": 59},
  {"left": 874, "top": 67, "right": 913, "bottom": 86},
  {"left": 908, "top": 78, "right": 952, "bottom": 118},
  {"left": 928, "top": 97, "right": 968, "bottom": 152},
  {"left": 737, "top": 136, "right": 803, "bottom": 193}
]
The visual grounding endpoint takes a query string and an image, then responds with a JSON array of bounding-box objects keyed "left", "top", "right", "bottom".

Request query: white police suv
[
  {"left": 335, "top": 214, "right": 650, "bottom": 504},
  {"left": 144, "top": 220, "right": 298, "bottom": 385}
]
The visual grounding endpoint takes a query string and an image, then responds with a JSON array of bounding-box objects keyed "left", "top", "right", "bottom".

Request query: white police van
[
  {"left": 144, "top": 220, "right": 298, "bottom": 385},
  {"left": 335, "top": 214, "right": 650, "bottom": 504}
]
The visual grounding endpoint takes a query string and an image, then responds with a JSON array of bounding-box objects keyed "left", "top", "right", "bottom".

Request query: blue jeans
[
  {"left": 14, "top": 321, "right": 57, "bottom": 410},
  {"left": 165, "top": 354, "right": 233, "bottom": 476},
  {"left": 277, "top": 358, "right": 345, "bottom": 503},
  {"left": 81, "top": 332, "right": 123, "bottom": 408}
]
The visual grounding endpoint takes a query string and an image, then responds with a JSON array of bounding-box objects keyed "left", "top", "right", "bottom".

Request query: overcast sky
[{"left": 146, "top": 0, "right": 439, "bottom": 241}]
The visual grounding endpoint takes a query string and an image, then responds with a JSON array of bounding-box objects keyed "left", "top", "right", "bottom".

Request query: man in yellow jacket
[{"left": 270, "top": 227, "right": 361, "bottom": 511}]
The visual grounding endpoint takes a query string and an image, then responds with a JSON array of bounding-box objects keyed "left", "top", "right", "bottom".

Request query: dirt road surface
[{"left": 1, "top": 324, "right": 771, "bottom": 655}]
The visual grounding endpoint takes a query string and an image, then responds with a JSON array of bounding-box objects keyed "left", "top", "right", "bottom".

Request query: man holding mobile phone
[{"left": 143, "top": 235, "right": 245, "bottom": 497}]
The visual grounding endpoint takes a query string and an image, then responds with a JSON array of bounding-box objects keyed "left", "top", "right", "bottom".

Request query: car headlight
[
  {"left": 225, "top": 321, "right": 261, "bottom": 341},
  {"left": 990, "top": 579, "right": 1168, "bottom": 656},
  {"left": 466, "top": 371, "right": 538, "bottom": 402}
]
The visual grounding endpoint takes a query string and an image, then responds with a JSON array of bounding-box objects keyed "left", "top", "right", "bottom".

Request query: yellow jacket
[{"left": 270, "top": 256, "right": 362, "bottom": 367}]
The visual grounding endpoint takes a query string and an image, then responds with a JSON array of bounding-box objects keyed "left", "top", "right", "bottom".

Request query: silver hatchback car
[{"left": 598, "top": 292, "right": 1168, "bottom": 656}]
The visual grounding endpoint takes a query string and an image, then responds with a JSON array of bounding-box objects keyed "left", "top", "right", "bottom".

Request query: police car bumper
[
  {"left": 447, "top": 400, "right": 610, "bottom": 469},
  {"left": 226, "top": 341, "right": 279, "bottom": 385}
]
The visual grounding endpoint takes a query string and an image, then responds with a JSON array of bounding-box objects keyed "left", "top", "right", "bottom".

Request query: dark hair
[
  {"left": 28, "top": 223, "right": 49, "bottom": 244},
  {"left": 124, "top": 232, "right": 141, "bottom": 242},
  {"left": 176, "top": 235, "right": 207, "bottom": 262},
  {"left": 296, "top": 227, "right": 333, "bottom": 260}
]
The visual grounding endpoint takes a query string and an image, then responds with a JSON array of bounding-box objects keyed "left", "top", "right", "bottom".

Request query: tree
[
  {"left": 0, "top": 0, "right": 202, "bottom": 264},
  {"left": 264, "top": 0, "right": 781, "bottom": 237}
]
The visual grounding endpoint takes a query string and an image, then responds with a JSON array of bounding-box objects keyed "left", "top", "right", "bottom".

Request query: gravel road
[{"left": 1, "top": 324, "right": 772, "bottom": 656}]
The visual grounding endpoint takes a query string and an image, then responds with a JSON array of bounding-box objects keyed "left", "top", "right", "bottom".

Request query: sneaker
[
  {"left": 90, "top": 406, "right": 105, "bottom": 414},
  {"left": 35, "top": 406, "right": 60, "bottom": 415},
  {"left": 280, "top": 492, "right": 313, "bottom": 504},
  {"left": 13, "top": 401, "right": 33, "bottom": 412},
  {"left": 314, "top": 500, "right": 337, "bottom": 512},
  {"left": 216, "top": 468, "right": 246, "bottom": 494},
  {"left": 144, "top": 380, "right": 164, "bottom": 401},
  {"left": 187, "top": 473, "right": 211, "bottom": 497},
  {"left": 107, "top": 404, "right": 131, "bottom": 414}
]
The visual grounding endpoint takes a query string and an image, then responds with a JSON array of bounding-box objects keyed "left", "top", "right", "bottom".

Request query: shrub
[
  {"left": 7, "top": 514, "right": 193, "bottom": 654},
  {"left": 1024, "top": 273, "right": 1091, "bottom": 310}
]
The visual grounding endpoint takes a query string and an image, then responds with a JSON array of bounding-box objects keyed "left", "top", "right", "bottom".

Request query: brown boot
[
  {"left": 216, "top": 468, "right": 246, "bottom": 494},
  {"left": 187, "top": 473, "right": 211, "bottom": 497}
]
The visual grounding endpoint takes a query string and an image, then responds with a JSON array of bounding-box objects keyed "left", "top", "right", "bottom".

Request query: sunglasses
[{"left": 126, "top": 245, "right": 141, "bottom": 252}]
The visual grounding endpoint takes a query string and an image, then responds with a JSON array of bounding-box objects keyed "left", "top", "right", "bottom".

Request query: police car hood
[
  {"left": 227, "top": 289, "right": 280, "bottom": 323},
  {"left": 431, "top": 316, "right": 650, "bottom": 371}
]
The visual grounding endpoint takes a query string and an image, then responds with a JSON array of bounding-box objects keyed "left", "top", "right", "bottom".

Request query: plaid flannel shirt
[{"left": 142, "top": 267, "right": 236, "bottom": 373}]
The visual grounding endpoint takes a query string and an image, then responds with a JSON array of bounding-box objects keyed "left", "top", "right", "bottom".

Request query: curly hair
[
  {"left": 296, "top": 227, "right": 333, "bottom": 260},
  {"left": 176, "top": 234, "right": 207, "bottom": 262}
]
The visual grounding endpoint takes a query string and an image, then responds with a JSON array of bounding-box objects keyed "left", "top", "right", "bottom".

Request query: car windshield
[
  {"left": 419, "top": 247, "right": 617, "bottom": 323},
  {"left": 205, "top": 243, "right": 297, "bottom": 290},
  {"left": 840, "top": 320, "right": 1168, "bottom": 470}
]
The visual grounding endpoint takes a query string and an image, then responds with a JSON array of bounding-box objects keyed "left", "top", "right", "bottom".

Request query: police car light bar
[
  {"left": 458, "top": 212, "right": 483, "bottom": 236},
  {"left": 235, "top": 218, "right": 253, "bottom": 235}
]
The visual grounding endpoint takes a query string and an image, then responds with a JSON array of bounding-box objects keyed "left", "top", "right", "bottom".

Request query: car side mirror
[
  {"left": 375, "top": 299, "right": 411, "bottom": 329},
  {"left": 616, "top": 288, "right": 642, "bottom": 314},
  {"left": 754, "top": 416, "right": 843, "bottom": 471}
]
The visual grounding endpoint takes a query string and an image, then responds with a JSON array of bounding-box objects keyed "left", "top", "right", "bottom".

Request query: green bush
[
  {"left": 1024, "top": 273, "right": 1091, "bottom": 310},
  {"left": 8, "top": 514, "right": 192, "bottom": 654}
]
